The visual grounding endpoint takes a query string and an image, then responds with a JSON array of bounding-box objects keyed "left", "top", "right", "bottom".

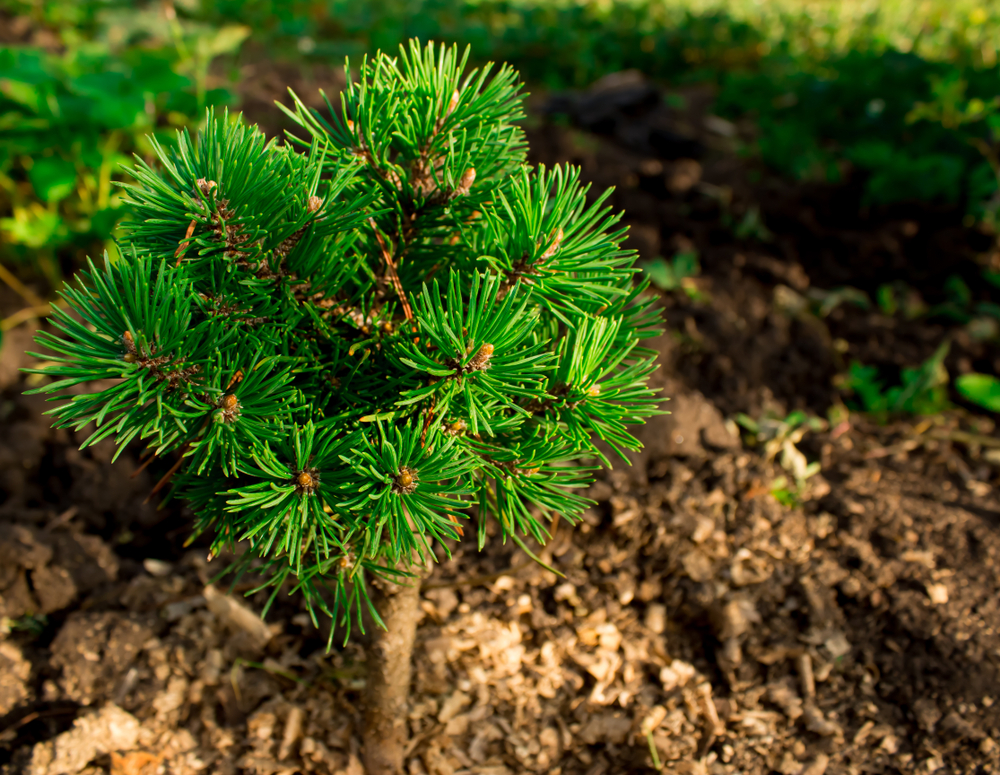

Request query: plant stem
[{"left": 362, "top": 570, "right": 426, "bottom": 775}]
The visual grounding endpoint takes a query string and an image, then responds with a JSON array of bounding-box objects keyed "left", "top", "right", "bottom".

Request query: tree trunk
[{"left": 362, "top": 573, "right": 424, "bottom": 775}]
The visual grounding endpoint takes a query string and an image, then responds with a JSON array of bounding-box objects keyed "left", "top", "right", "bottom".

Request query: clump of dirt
[{"left": 0, "top": 525, "right": 119, "bottom": 622}]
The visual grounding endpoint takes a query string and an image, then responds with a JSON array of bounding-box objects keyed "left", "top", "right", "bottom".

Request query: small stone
[
  {"left": 142, "top": 558, "right": 172, "bottom": 577},
  {"left": 926, "top": 583, "right": 949, "bottom": 605},
  {"left": 554, "top": 583, "right": 577, "bottom": 603},
  {"left": 823, "top": 632, "right": 851, "bottom": 659},
  {"left": 716, "top": 596, "right": 760, "bottom": 640},
  {"left": 644, "top": 603, "right": 666, "bottom": 635},
  {"left": 660, "top": 660, "right": 696, "bottom": 691},
  {"left": 691, "top": 516, "right": 715, "bottom": 544},
  {"left": 880, "top": 734, "right": 900, "bottom": 754}
]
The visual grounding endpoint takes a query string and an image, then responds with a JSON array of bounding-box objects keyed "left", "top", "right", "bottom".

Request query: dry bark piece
[
  {"left": 109, "top": 750, "right": 161, "bottom": 775},
  {"left": 800, "top": 754, "right": 830, "bottom": 775},
  {"left": 203, "top": 584, "right": 273, "bottom": 649},
  {"left": 767, "top": 679, "right": 804, "bottom": 721},
  {"left": 801, "top": 701, "right": 842, "bottom": 738},
  {"left": 277, "top": 705, "right": 304, "bottom": 760},
  {"left": 644, "top": 603, "right": 666, "bottom": 634}
]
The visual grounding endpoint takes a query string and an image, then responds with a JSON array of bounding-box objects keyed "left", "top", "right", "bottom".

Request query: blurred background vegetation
[{"left": 2, "top": 0, "right": 999, "bottom": 405}]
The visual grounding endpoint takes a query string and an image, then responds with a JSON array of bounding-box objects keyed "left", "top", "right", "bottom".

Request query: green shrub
[{"left": 27, "top": 40, "right": 664, "bottom": 637}]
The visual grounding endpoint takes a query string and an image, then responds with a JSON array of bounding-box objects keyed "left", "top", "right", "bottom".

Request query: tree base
[{"left": 362, "top": 573, "right": 424, "bottom": 775}]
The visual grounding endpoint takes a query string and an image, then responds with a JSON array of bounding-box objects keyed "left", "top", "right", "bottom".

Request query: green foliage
[
  {"left": 715, "top": 50, "right": 998, "bottom": 213},
  {"left": 1, "top": 612, "right": 48, "bottom": 637},
  {"left": 841, "top": 340, "right": 952, "bottom": 420},
  {"left": 735, "top": 410, "right": 824, "bottom": 506},
  {"left": 0, "top": 2, "right": 246, "bottom": 286},
  {"left": 27, "top": 42, "right": 664, "bottom": 641},
  {"left": 642, "top": 249, "right": 701, "bottom": 297},
  {"left": 906, "top": 73, "right": 1000, "bottom": 230},
  {"left": 190, "top": 0, "right": 1000, "bottom": 219},
  {"left": 956, "top": 372, "right": 1000, "bottom": 412},
  {"left": 9, "top": 0, "right": 1000, "bottom": 281}
]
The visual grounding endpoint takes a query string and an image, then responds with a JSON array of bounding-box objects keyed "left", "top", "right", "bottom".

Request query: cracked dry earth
[{"left": 3, "top": 69, "right": 1000, "bottom": 775}]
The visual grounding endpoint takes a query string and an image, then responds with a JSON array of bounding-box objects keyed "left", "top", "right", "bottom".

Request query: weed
[
  {"left": 956, "top": 373, "right": 1000, "bottom": 412},
  {"left": 807, "top": 286, "right": 871, "bottom": 318},
  {"left": 735, "top": 410, "right": 824, "bottom": 505},
  {"left": 1, "top": 612, "right": 49, "bottom": 637},
  {"left": 642, "top": 249, "right": 705, "bottom": 300},
  {"left": 840, "top": 340, "right": 952, "bottom": 420}
]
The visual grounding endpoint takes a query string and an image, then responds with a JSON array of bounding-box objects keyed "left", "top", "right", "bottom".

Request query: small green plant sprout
[
  {"left": 876, "top": 281, "right": 929, "bottom": 321},
  {"left": 806, "top": 285, "right": 871, "bottom": 319},
  {"left": 24, "top": 40, "right": 664, "bottom": 774},
  {"left": 732, "top": 204, "right": 773, "bottom": 242},
  {"left": 921, "top": 273, "right": 1000, "bottom": 343},
  {"left": 735, "top": 410, "right": 824, "bottom": 506},
  {"left": 840, "top": 340, "right": 952, "bottom": 422},
  {"left": 642, "top": 248, "right": 704, "bottom": 299},
  {"left": 956, "top": 372, "right": 1000, "bottom": 413},
  {"left": 1, "top": 613, "right": 48, "bottom": 638}
]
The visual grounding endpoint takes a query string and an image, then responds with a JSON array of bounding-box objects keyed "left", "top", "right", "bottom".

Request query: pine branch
[{"left": 25, "top": 41, "right": 667, "bottom": 638}]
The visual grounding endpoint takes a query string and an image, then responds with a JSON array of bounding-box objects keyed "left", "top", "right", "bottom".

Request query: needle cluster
[{"left": 27, "top": 41, "right": 665, "bottom": 641}]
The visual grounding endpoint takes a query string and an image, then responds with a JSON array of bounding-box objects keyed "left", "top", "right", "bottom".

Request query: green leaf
[
  {"left": 984, "top": 270, "right": 1000, "bottom": 291},
  {"left": 201, "top": 25, "right": 251, "bottom": 58},
  {"left": 672, "top": 250, "right": 700, "bottom": 280},
  {"left": 643, "top": 257, "right": 677, "bottom": 290},
  {"left": 734, "top": 413, "right": 759, "bottom": 434},
  {"left": 877, "top": 284, "right": 897, "bottom": 316},
  {"left": 956, "top": 373, "right": 1000, "bottom": 412},
  {"left": 1, "top": 207, "right": 63, "bottom": 248},
  {"left": 0, "top": 78, "right": 44, "bottom": 112},
  {"left": 29, "top": 157, "right": 77, "bottom": 203}
]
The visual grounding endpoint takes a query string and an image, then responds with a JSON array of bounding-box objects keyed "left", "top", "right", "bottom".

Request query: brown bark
[{"left": 362, "top": 573, "right": 425, "bottom": 775}]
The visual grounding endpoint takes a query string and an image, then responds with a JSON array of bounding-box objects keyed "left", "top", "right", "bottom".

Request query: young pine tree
[{"left": 27, "top": 41, "right": 664, "bottom": 774}]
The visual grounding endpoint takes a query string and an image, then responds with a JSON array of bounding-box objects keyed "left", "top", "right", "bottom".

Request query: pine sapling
[{"left": 26, "top": 40, "right": 665, "bottom": 774}]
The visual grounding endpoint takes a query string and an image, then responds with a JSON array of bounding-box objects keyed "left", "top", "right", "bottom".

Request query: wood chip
[{"left": 204, "top": 584, "right": 272, "bottom": 648}]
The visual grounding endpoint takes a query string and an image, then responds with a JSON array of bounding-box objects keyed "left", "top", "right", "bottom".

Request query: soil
[{"left": 3, "top": 67, "right": 1000, "bottom": 775}]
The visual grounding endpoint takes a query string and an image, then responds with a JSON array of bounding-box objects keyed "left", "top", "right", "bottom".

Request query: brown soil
[{"left": 3, "top": 69, "right": 1000, "bottom": 775}]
